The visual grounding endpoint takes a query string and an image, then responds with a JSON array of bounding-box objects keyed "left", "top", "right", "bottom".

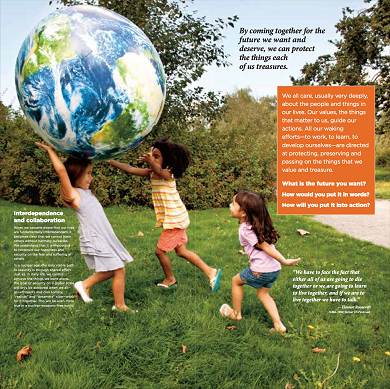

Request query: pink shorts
[{"left": 157, "top": 229, "right": 188, "bottom": 252}]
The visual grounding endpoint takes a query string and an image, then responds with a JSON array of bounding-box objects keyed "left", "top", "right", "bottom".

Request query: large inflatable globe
[{"left": 15, "top": 5, "right": 166, "bottom": 159}]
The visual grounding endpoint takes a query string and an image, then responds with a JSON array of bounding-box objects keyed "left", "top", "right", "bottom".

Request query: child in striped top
[{"left": 109, "top": 138, "right": 222, "bottom": 291}]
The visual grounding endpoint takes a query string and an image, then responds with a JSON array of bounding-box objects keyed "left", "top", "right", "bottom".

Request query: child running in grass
[
  {"left": 109, "top": 138, "right": 222, "bottom": 291},
  {"left": 36, "top": 142, "right": 134, "bottom": 312},
  {"left": 220, "top": 191, "right": 300, "bottom": 333}
]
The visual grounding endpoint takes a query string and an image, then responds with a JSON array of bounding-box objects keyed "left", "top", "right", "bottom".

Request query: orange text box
[{"left": 277, "top": 85, "right": 375, "bottom": 215}]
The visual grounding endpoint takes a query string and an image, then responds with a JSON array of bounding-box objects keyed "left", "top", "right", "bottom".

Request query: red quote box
[{"left": 277, "top": 85, "right": 375, "bottom": 215}]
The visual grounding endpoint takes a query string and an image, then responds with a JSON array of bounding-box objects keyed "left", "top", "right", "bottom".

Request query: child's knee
[
  {"left": 155, "top": 247, "right": 165, "bottom": 256},
  {"left": 257, "top": 288, "right": 270, "bottom": 299},
  {"left": 232, "top": 274, "right": 242, "bottom": 284},
  {"left": 175, "top": 245, "right": 186, "bottom": 258}
]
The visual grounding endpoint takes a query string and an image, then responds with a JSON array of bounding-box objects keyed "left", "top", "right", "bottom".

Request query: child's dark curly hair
[
  {"left": 152, "top": 138, "right": 191, "bottom": 179},
  {"left": 235, "top": 191, "right": 279, "bottom": 244}
]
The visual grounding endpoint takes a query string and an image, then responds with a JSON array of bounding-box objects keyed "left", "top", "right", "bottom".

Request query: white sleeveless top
[{"left": 75, "top": 189, "right": 133, "bottom": 263}]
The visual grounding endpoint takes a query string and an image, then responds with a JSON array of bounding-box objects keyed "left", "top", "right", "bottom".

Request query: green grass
[
  {"left": 376, "top": 167, "right": 390, "bottom": 199},
  {"left": 1, "top": 200, "right": 389, "bottom": 388}
]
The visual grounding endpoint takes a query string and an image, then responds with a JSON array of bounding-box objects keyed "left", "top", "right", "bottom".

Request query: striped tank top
[{"left": 151, "top": 174, "right": 190, "bottom": 230}]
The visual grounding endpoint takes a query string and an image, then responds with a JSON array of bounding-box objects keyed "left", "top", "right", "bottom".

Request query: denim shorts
[{"left": 239, "top": 268, "right": 280, "bottom": 289}]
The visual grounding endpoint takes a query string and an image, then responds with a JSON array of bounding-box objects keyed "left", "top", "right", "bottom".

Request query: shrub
[
  {"left": 376, "top": 134, "right": 390, "bottom": 167},
  {"left": 0, "top": 91, "right": 277, "bottom": 209}
]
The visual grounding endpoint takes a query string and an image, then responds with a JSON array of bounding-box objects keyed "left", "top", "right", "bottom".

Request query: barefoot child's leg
[
  {"left": 231, "top": 274, "right": 244, "bottom": 320},
  {"left": 155, "top": 247, "right": 176, "bottom": 286},
  {"left": 112, "top": 268, "right": 128, "bottom": 310},
  {"left": 256, "top": 287, "right": 286, "bottom": 333}
]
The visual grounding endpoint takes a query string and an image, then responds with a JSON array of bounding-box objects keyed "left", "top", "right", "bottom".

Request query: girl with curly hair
[
  {"left": 109, "top": 138, "right": 222, "bottom": 292},
  {"left": 220, "top": 191, "right": 300, "bottom": 333}
]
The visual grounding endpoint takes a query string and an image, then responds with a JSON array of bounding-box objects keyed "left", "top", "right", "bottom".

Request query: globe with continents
[{"left": 15, "top": 5, "right": 166, "bottom": 159}]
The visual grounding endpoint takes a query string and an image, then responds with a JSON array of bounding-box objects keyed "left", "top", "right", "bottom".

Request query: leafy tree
[
  {"left": 210, "top": 89, "right": 277, "bottom": 199},
  {"left": 0, "top": 102, "right": 60, "bottom": 204},
  {"left": 291, "top": 0, "right": 389, "bottom": 135},
  {"left": 54, "top": 0, "right": 238, "bottom": 134},
  {"left": 175, "top": 90, "right": 278, "bottom": 208}
]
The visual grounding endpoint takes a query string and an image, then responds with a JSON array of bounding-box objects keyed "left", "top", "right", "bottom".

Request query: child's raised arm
[
  {"left": 35, "top": 142, "right": 79, "bottom": 206},
  {"left": 108, "top": 160, "right": 151, "bottom": 177},
  {"left": 256, "top": 242, "right": 301, "bottom": 266}
]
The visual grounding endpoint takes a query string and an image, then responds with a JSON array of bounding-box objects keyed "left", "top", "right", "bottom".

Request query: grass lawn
[
  {"left": 375, "top": 166, "right": 390, "bottom": 199},
  {"left": 1, "top": 200, "right": 389, "bottom": 388}
]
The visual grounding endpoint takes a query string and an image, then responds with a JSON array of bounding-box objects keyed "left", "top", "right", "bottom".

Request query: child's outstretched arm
[
  {"left": 35, "top": 142, "right": 79, "bottom": 206},
  {"left": 108, "top": 160, "right": 151, "bottom": 177},
  {"left": 256, "top": 242, "right": 301, "bottom": 266}
]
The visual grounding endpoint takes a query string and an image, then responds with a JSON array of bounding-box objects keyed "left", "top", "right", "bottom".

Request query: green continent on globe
[
  {"left": 114, "top": 53, "right": 165, "bottom": 124},
  {"left": 91, "top": 100, "right": 150, "bottom": 147},
  {"left": 22, "top": 15, "right": 76, "bottom": 80}
]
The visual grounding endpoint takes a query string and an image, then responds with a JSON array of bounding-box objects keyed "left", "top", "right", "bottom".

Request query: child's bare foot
[
  {"left": 270, "top": 322, "right": 287, "bottom": 334},
  {"left": 112, "top": 304, "right": 138, "bottom": 313},
  {"left": 219, "top": 304, "right": 242, "bottom": 321},
  {"left": 113, "top": 304, "right": 129, "bottom": 312}
]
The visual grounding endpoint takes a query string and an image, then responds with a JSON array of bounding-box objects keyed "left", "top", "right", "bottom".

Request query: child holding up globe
[
  {"left": 109, "top": 138, "right": 222, "bottom": 291},
  {"left": 36, "top": 142, "right": 134, "bottom": 312},
  {"left": 220, "top": 191, "right": 300, "bottom": 333}
]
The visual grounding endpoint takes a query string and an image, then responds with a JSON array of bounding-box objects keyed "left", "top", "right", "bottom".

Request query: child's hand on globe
[{"left": 35, "top": 142, "right": 54, "bottom": 153}]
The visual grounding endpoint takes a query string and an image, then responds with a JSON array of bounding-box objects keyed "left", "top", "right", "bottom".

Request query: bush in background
[
  {"left": 0, "top": 91, "right": 277, "bottom": 209},
  {"left": 376, "top": 134, "right": 390, "bottom": 167}
]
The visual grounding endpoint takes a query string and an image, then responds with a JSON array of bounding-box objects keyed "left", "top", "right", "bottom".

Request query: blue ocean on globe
[{"left": 15, "top": 5, "right": 166, "bottom": 159}]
